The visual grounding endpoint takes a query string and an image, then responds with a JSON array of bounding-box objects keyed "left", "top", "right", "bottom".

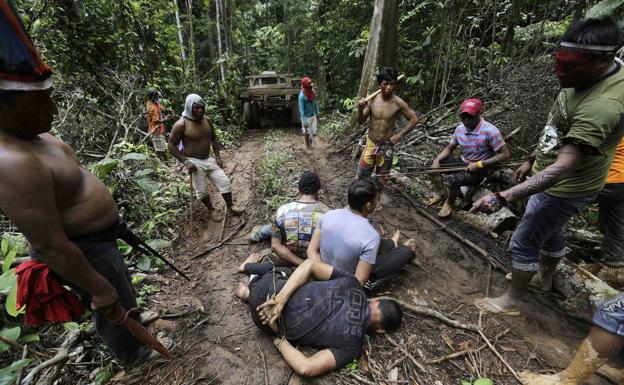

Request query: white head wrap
[{"left": 182, "top": 93, "right": 204, "bottom": 120}]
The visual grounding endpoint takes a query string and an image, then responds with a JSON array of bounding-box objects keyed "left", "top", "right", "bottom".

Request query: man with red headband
[
  {"left": 0, "top": 3, "right": 153, "bottom": 362},
  {"left": 427, "top": 98, "right": 510, "bottom": 218},
  {"left": 299, "top": 77, "right": 319, "bottom": 150},
  {"left": 356, "top": 67, "right": 419, "bottom": 182},
  {"left": 471, "top": 18, "right": 624, "bottom": 317}
]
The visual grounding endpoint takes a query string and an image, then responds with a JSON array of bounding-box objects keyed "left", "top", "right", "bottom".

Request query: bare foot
[
  {"left": 474, "top": 295, "right": 521, "bottom": 316},
  {"left": 438, "top": 202, "right": 454, "bottom": 218},
  {"left": 235, "top": 282, "right": 250, "bottom": 302},
  {"left": 391, "top": 230, "right": 401, "bottom": 247},
  {"left": 238, "top": 253, "right": 262, "bottom": 273},
  {"left": 426, "top": 194, "right": 446, "bottom": 207},
  {"left": 518, "top": 372, "right": 564, "bottom": 385}
]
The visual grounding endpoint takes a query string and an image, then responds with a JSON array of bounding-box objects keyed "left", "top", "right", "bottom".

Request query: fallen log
[{"left": 552, "top": 259, "right": 619, "bottom": 322}]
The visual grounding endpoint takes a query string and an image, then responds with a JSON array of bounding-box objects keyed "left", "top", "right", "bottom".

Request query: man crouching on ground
[
  {"left": 235, "top": 259, "right": 402, "bottom": 377},
  {"left": 168, "top": 94, "right": 243, "bottom": 221}
]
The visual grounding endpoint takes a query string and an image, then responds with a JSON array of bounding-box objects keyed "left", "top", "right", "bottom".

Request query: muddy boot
[
  {"left": 201, "top": 196, "right": 223, "bottom": 222},
  {"left": 528, "top": 255, "right": 562, "bottom": 292},
  {"left": 519, "top": 338, "right": 608, "bottom": 385},
  {"left": 222, "top": 193, "right": 244, "bottom": 216}
]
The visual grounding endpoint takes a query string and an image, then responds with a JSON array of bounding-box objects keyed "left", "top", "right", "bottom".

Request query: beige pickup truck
[{"left": 240, "top": 71, "right": 302, "bottom": 129}]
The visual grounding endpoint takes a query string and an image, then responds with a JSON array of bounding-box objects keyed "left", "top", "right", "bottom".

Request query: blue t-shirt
[
  {"left": 298, "top": 92, "right": 319, "bottom": 125},
  {"left": 319, "top": 208, "right": 380, "bottom": 274}
]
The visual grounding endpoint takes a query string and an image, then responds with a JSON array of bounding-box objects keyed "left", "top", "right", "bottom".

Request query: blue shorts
[
  {"left": 509, "top": 192, "right": 595, "bottom": 272},
  {"left": 593, "top": 294, "right": 624, "bottom": 337}
]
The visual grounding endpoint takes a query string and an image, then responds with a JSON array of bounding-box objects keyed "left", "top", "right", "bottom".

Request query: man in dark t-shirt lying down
[{"left": 235, "top": 259, "right": 403, "bottom": 377}]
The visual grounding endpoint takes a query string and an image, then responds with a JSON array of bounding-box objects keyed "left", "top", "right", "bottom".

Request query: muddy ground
[{"left": 117, "top": 128, "right": 616, "bottom": 385}]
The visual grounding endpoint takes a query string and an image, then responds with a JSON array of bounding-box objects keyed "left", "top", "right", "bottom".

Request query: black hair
[
  {"left": 298, "top": 171, "right": 321, "bottom": 195},
  {"left": 377, "top": 67, "right": 398, "bottom": 84},
  {"left": 378, "top": 299, "right": 402, "bottom": 332},
  {"left": 147, "top": 88, "right": 159, "bottom": 103},
  {"left": 348, "top": 177, "right": 378, "bottom": 211},
  {"left": 561, "top": 17, "right": 621, "bottom": 53}
]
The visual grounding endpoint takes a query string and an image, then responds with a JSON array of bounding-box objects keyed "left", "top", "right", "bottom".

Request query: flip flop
[{"left": 474, "top": 297, "right": 521, "bottom": 317}]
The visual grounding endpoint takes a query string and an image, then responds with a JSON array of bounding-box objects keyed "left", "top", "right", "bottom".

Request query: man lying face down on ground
[{"left": 235, "top": 259, "right": 402, "bottom": 377}]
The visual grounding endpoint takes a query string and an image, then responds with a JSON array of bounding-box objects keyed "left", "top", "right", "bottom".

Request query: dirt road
[{"left": 131, "top": 129, "right": 613, "bottom": 385}]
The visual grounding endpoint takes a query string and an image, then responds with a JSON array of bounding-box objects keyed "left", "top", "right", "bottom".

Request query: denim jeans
[
  {"left": 509, "top": 192, "right": 596, "bottom": 272},
  {"left": 598, "top": 183, "right": 624, "bottom": 267},
  {"left": 593, "top": 294, "right": 624, "bottom": 337}
]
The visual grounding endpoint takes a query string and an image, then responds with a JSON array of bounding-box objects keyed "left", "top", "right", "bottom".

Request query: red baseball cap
[{"left": 459, "top": 98, "right": 483, "bottom": 116}]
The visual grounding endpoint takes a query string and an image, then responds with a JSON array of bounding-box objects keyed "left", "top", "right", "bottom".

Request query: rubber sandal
[{"left": 474, "top": 297, "right": 521, "bottom": 317}]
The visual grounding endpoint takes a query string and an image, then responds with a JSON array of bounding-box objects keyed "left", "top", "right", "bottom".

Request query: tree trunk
[
  {"left": 173, "top": 0, "right": 187, "bottom": 65},
  {"left": 501, "top": 0, "right": 520, "bottom": 56},
  {"left": 215, "top": 0, "right": 226, "bottom": 81},
  {"left": 186, "top": 0, "right": 197, "bottom": 82},
  {"left": 346, "top": 0, "right": 399, "bottom": 132},
  {"left": 284, "top": 0, "right": 291, "bottom": 73}
]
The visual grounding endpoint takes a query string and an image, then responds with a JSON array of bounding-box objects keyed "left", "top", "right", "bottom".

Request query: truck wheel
[{"left": 250, "top": 102, "right": 261, "bottom": 129}]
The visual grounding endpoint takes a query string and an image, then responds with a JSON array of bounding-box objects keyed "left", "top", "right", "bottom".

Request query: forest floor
[{"left": 114, "top": 128, "right": 616, "bottom": 385}]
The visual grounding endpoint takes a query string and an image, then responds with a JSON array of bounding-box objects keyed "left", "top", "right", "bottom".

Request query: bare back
[
  {"left": 170, "top": 117, "right": 214, "bottom": 159},
  {"left": 367, "top": 94, "right": 402, "bottom": 142},
  {"left": 0, "top": 133, "right": 118, "bottom": 237}
]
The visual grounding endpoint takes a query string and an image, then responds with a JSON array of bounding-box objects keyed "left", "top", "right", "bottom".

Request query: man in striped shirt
[{"left": 428, "top": 99, "right": 510, "bottom": 218}]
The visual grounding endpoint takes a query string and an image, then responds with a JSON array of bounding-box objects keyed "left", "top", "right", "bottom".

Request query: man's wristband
[{"left": 476, "top": 160, "right": 484, "bottom": 169}]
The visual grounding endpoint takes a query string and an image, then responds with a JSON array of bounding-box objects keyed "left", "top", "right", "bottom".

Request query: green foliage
[
  {"left": 586, "top": 0, "right": 624, "bottom": 20},
  {"left": 344, "top": 359, "right": 358, "bottom": 373},
  {"left": 258, "top": 131, "right": 302, "bottom": 210},
  {"left": 0, "top": 359, "right": 32, "bottom": 385}
]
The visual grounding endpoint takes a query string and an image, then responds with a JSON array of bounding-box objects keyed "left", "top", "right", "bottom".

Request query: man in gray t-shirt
[
  {"left": 317, "top": 208, "right": 379, "bottom": 273},
  {"left": 308, "top": 177, "right": 415, "bottom": 293}
]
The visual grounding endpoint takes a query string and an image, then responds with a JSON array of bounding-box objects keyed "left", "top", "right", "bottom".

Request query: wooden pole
[
  {"left": 360, "top": 74, "right": 406, "bottom": 105},
  {"left": 189, "top": 174, "right": 194, "bottom": 233}
]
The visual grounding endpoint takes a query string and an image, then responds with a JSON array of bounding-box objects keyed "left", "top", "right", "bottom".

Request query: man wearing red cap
[
  {"left": 299, "top": 77, "right": 319, "bottom": 150},
  {"left": 0, "top": 3, "right": 153, "bottom": 362},
  {"left": 471, "top": 18, "right": 624, "bottom": 319},
  {"left": 427, "top": 98, "right": 510, "bottom": 218}
]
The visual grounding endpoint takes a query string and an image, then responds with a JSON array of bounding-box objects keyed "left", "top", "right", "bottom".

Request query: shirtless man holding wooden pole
[
  {"left": 168, "top": 94, "right": 243, "bottom": 221},
  {"left": 356, "top": 67, "right": 419, "bottom": 182}
]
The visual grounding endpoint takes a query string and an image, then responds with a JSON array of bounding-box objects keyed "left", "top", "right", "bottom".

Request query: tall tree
[
  {"left": 347, "top": 0, "right": 399, "bottom": 131},
  {"left": 173, "top": 0, "right": 187, "bottom": 65},
  {"left": 215, "top": 0, "right": 226, "bottom": 81}
]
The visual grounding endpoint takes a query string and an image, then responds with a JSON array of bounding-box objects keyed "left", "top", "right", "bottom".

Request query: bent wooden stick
[{"left": 361, "top": 74, "right": 406, "bottom": 103}]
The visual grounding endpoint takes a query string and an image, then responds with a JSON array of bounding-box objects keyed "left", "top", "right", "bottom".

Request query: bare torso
[
  {"left": 173, "top": 117, "right": 214, "bottom": 159},
  {"left": 0, "top": 133, "right": 118, "bottom": 236},
  {"left": 367, "top": 94, "right": 402, "bottom": 142}
]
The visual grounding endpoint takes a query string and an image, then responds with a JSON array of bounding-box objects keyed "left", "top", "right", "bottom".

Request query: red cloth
[
  {"left": 16, "top": 261, "right": 86, "bottom": 327},
  {"left": 301, "top": 76, "right": 315, "bottom": 101}
]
